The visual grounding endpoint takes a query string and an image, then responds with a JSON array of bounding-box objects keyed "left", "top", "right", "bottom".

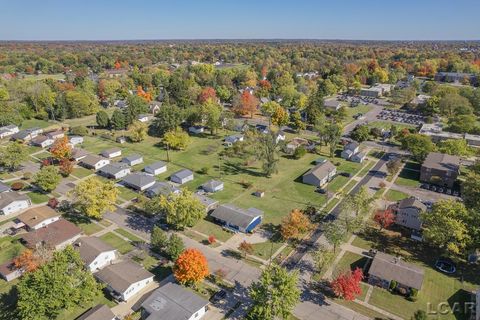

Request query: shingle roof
[
  {"left": 81, "top": 155, "right": 107, "bottom": 167},
  {"left": 101, "top": 148, "right": 121, "bottom": 157},
  {"left": 0, "top": 191, "right": 29, "bottom": 209},
  {"left": 141, "top": 282, "right": 208, "bottom": 320},
  {"left": 369, "top": 252, "right": 424, "bottom": 290},
  {"left": 344, "top": 141, "right": 359, "bottom": 151},
  {"left": 422, "top": 152, "right": 460, "bottom": 172},
  {"left": 73, "top": 237, "right": 116, "bottom": 265},
  {"left": 95, "top": 260, "right": 154, "bottom": 293},
  {"left": 211, "top": 204, "right": 263, "bottom": 230},
  {"left": 194, "top": 194, "right": 219, "bottom": 208},
  {"left": 72, "top": 148, "right": 90, "bottom": 159},
  {"left": 21, "top": 219, "right": 82, "bottom": 249},
  {"left": 145, "top": 182, "right": 179, "bottom": 198},
  {"left": 122, "top": 154, "right": 143, "bottom": 163},
  {"left": 303, "top": 161, "right": 336, "bottom": 180},
  {"left": 202, "top": 180, "right": 223, "bottom": 190},
  {"left": 0, "top": 181, "right": 10, "bottom": 193},
  {"left": 76, "top": 304, "right": 115, "bottom": 320},
  {"left": 17, "top": 206, "right": 59, "bottom": 229},
  {"left": 99, "top": 163, "right": 130, "bottom": 176},
  {"left": 145, "top": 161, "right": 167, "bottom": 171},
  {"left": 122, "top": 173, "right": 156, "bottom": 188},
  {"left": 398, "top": 197, "right": 427, "bottom": 212},
  {"left": 171, "top": 169, "right": 193, "bottom": 180}
]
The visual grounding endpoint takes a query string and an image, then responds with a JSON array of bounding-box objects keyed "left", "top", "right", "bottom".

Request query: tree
[
  {"left": 256, "top": 132, "right": 281, "bottom": 177},
  {"left": 374, "top": 208, "right": 396, "bottom": 231},
  {"left": 280, "top": 209, "right": 313, "bottom": 241},
  {"left": 350, "top": 125, "right": 370, "bottom": 142},
  {"left": 59, "top": 158, "right": 74, "bottom": 176},
  {"left": 156, "top": 189, "right": 205, "bottom": 229},
  {"left": 150, "top": 226, "right": 168, "bottom": 253},
  {"left": 289, "top": 111, "right": 306, "bottom": 131},
  {"left": 96, "top": 110, "right": 110, "bottom": 128},
  {"left": 325, "top": 122, "right": 343, "bottom": 157},
  {"left": 165, "top": 234, "right": 185, "bottom": 261},
  {"left": 201, "top": 100, "right": 223, "bottom": 134},
  {"left": 238, "top": 241, "right": 254, "bottom": 258},
  {"left": 412, "top": 310, "right": 428, "bottom": 320},
  {"left": 13, "top": 249, "right": 42, "bottom": 272},
  {"left": 174, "top": 248, "right": 209, "bottom": 285},
  {"left": 110, "top": 109, "right": 126, "bottom": 130},
  {"left": 64, "top": 89, "right": 99, "bottom": 118},
  {"left": 208, "top": 235, "right": 216, "bottom": 245},
  {"left": 163, "top": 130, "right": 190, "bottom": 151},
  {"left": 69, "top": 177, "right": 118, "bottom": 219},
  {"left": 233, "top": 91, "right": 259, "bottom": 118},
  {"left": 439, "top": 94, "right": 472, "bottom": 117},
  {"left": 0, "top": 142, "right": 29, "bottom": 171},
  {"left": 33, "top": 165, "right": 61, "bottom": 192},
  {"left": 400, "top": 134, "right": 435, "bottom": 161},
  {"left": 128, "top": 120, "right": 148, "bottom": 142},
  {"left": 438, "top": 139, "right": 472, "bottom": 156},
  {"left": 151, "top": 104, "right": 183, "bottom": 136},
  {"left": 49, "top": 136, "right": 72, "bottom": 160},
  {"left": 124, "top": 95, "right": 148, "bottom": 125},
  {"left": 386, "top": 158, "right": 402, "bottom": 176},
  {"left": 463, "top": 162, "right": 480, "bottom": 210},
  {"left": 248, "top": 264, "right": 300, "bottom": 320},
  {"left": 198, "top": 87, "right": 217, "bottom": 103},
  {"left": 342, "top": 186, "right": 372, "bottom": 217},
  {"left": 271, "top": 106, "right": 289, "bottom": 126},
  {"left": 16, "top": 246, "right": 102, "bottom": 320},
  {"left": 323, "top": 221, "right": 346, "bottom": 253},
  {"left": 312, "top": 244, "right": 335, "bottom": 275},
  {"left": 447, "top": 114, "right": 477, "bottom": 134},
  {"left": 421, "top": 200, "right": 471, "bottom": 256},
  {"left": 330, "top": 268, "right": 364, "bottom": 301}
]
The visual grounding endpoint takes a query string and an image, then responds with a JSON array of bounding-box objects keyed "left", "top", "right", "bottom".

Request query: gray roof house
[
  {"left": 122, "top": 173, "right": 156, "bottom": 191},
  {"left": 0, "top": 192, "right": 31, "bottom": 216},
  {"left": 201, "top": 180, "right": 224, "bottom": 193},
  {"left": 144, "top": 161, "right": 167, "bottom": 176},
  {"left": 80, "top": 155, "right": 110, "bottom": 171},
  {"left": 98, "top": 163, "right": 131, "bottom": 180},
  {"left": 194, "top": 194, "right": 219, "bottom": 213},
  {"left": 71, "top": 148, "right": 90, "bottom": 162},
  {"left": 393, "top": 197, "right": 427, "bottom": 231},
  {"left": 140, "top": 282, "right": 209, "bottom": 320},
  {"left": 302, "top": 161, "right": 337, "bottom": 187},
  {"left": 341, "top": 141, "right": 360, "bottom": 160},
  {"left": 211, "top": 204, "right": 263, "bottom": 233},
  {"left": 121, "top": 154, "right": 143, "bottom": 166},
  {"left": 170, "top": 169, "right": 194, "bottom": 185},
  {"left": 95, "top": 260, "right": 154, "bottom": 301},
  {"left": 420, "top": 152, "right": 460, "bottom": 188},
  {"left": 0, "top": 181, "right": 10, "bottom": 193},
  {"left": 74, "top": 237, "right": 117, "bottom": 272},
  {"left": 100, "top": 148, "right": 122, "bottom": 159},
  {"left": 368, "top": 252, "right": 424, "bottom": 291},
  {"left": 76, "top": 304, "right": 115, "bottom": 320},
  {"left": 0, "top": 260, "right": 24, "bottom": 282},
  {"left": 145, "top": 182, "right": 180, "bottom": 198}
]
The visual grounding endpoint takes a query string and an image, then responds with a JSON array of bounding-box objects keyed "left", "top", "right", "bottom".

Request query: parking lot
[{"left": 376, "top": 110, "right": 425, "bottom": 125}]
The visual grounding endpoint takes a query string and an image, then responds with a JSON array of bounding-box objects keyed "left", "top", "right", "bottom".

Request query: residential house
[
  {"left": 101, "top": 148, "right": 122, "bottom": 159},
  {"left": 201, "top": 180, "right": 224, "bottom": 193},
  {"left": 210, "top": 204, "right": 263, "bottom": 233},
  {"left": 140, "top": 282, "right": 209, "bottom": 320},
  {"left": 0, "top": 125, "right": 19, "bottom": 139},
  {"left": 80, "top": 155, "right": 110, "bottom": 171},
  {"left": 420, "top": 152, "right": 460, "bottom": 188},
  {"left": 114, "top": 100, "right": 127, "bottom": 108},
  {"left": 368, "top": 252, "right": 424, "bottom": 293},
  {"left": 73, "top": 237, "right": 117, "bottom": 272},
  {"left": 285, "top": 137, "right": 309, "bottom": 154},
  {"left": 105, "top": 68, "right": 128, "bottom": 78},
  {"left": 170, "top": 169, "right": 194, "bottom": 185},
  {"left": 76, "top": 304, "right": 115, "bottom": 320},
  {"left": 324, "top": 99, "right": 342, "bottom": 111},
  {"left": 71, "top": 148, "right": 90, "bottom": 162},
  {"left": 0, "top": 192, "right": 31, "bottom": 216},
  {"left": 0, "top": 260, "right": 24, "bottom": 282},
  {"left": 121, "top": 154, "right": 143, "bottom": 166},
  {"left": 275, "top": 131, "right": 286, "bottom": 143},
  {"left": 434, "top": 72, "right": 478, "bottom": 85},
  {"left": 351, "top": 152, "right": 366, "bottom": 163},
  {"left": 145, "top": 182, "right": 180, "bottom": 198},
  {"left": 149, "top": 101, "right": 161, "bottom": 115},
  {"left": 137, "top": 114, "right": 150, "bottom": 123},
  {"left": 98, "top": 163, "right": 131, "bottom": 180},
  {"left": 392, "top": 197, "right": 427, "bottom": 231},
  {"left": 189, "top": 126, "right": 205, "bottom": 134},
  {"left": 122, "top": 173, "right": 156, "bottom": 191},
  {"left": 144, "top": 161, "right": 167, "bottom": 176},
  {"left": 95, "top": 260, "right": 154, "bottom": 302},
  {"left": 46, "top": 130, "right": 65, "bottom": 140},
  {"left": 69, "top": 136, "right": 84, "bottom": 146},
  {"left": 11, "top": 130, "right": 36, "bottom": 142},
  {"left": 116, "top": 136, "right": 127, "bottom": 144},
  {"left": 0, "top": 181, "right": 9, "bottom": 193},
  {"left": 302, "top": 160, "right": 337, "bottom": 187},
  {"left": 255, "top": 124, "right": 269, "bottom": 134},
  {"left": 224, "top": 134, "right": 244, "bottom": 146},
  {"left": 341, "top": 141, "right": 360, "bottom": 160},
  {"left": 17, "top": 206, "right": 60, "bottom": 230},
  {"left": 31, "top": 135, "right": 54, "bottom": 148},
  {"left": 21, "top": 219, "right": 82, "bottom": 250},
  {"left": 195, "top": 194, "right": 219, "bottom": 213}
]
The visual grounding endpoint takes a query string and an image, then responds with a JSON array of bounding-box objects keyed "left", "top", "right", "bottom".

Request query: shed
[
  {"left": 170, "top": 169, "right": 194, "bottom": 185},
  {"left": 144, "top": 161, "right": 167, "bottom": 176}
]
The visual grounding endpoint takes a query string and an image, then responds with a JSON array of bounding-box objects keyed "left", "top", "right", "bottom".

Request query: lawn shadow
[
  {"left": 221, "top": 161, "right": 263, "bottom": 177},
  {"left": 221, "top": 249, "right": 242, "bottom": 260}
]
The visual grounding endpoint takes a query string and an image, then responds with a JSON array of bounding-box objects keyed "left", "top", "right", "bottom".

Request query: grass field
[
  {"left": 26, "top": 191, "right": 50, "bottom": 204},
  {"left": 20, "top": 119, "right": 53, "bottom": 130},
  {"left": 77, "top": 222, "right": 104, "bottom": 235},
  {"left": 114, "top": 228, "right": 144, "bottom": 243},
  {"left": 326, "top": 175, "right": 349, "bottom": 193},
  {"left": 394, "top": 168, "right": 421, "bottom": 187},
  {"left": 191, "top": 218, "right": 233, "bottom": 242},
  {"left": 0, "top": 237, "right": 25, "bottom": 264},
  {"left": 366, "top": 121, "right": 417, "bottom": 131},
  {"left": 100, "top": 232, "right": 134, "bottom": 254},
  {"left": 72, "top": 167, "right": 93, "bottom": 179},
  {"left": 384, "top": 189, "right": 409, "bottom": 202},
  {"left": 344, "top": 105, "right": 373, "bottom": 125}
]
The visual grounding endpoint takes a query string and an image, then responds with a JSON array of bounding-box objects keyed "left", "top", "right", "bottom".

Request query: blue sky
[{"left": 1, "top": 0, "right": 479, "bottom": 40}]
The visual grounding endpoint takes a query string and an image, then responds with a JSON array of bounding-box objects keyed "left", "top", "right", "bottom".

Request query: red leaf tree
[
  {"left": 50, "top": 136, "right": 72, "bottom": 161},
  {"left": 207, "top": 235, "right": 216, "bottom": 245},
  {"left": 198, "top": 87, "right": 217, "bottom": 104},
  {"left": 174, "top": 248, "right": 209, "bottom": 285},
  {"left": 233, "top": 91, "right": 259, "bottom": 118},
  {"left": 330, "top": 268, "right": 364, "bottom": 301},
  {"left": 374, "top": 208, "right": 396, "bottom": 231}
]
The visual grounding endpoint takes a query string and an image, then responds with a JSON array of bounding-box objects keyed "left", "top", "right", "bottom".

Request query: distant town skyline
[{"left": 1, "top": 0, "right": 479, "bottom": 41}]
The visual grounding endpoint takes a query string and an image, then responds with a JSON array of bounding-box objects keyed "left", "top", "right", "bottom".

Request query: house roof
[
  {"left": 46, "top": 130, "right": 63, "bottom": 137},
  {"left": 99, "top": 163, "right": 130, "bottom": 176},
  {"left": 73, "top": 237, "right": 116, "bottom": 265},
  {"left": 0, "top": 191, "right": 29, "bottom": 209},
  {"left": 398, "top": 197, "right": 427, "bottom": 212},
  {"left": 202, "top": 180, "right": 223, "bottom": 190},
  {"left": 0, "top": 181, "right": 10, "bottom": 193},
  {"left": 145, "top": 161, "right": 167, "bottom": 171},
  {"left": 122, "top": 154, "right": 143, "bottom": 163},
  {"left": 344, "top": 141, "right": 359, "bottom": 151},
  {"left": 171, "top": 169, "right": 193, "bottom": 180},
  {"left": 101, "top": 148, "right": 121, "bottom": 156},
  {"left": 12, "top": 130, "right": 31, "bottom": 140},
  {"left": 72, "top": 148, "right": 90, "bottom": 159},
  {"left": 194, "top": 194, "right": 219, "bottom": 208},
  {"left": 303, "top": 161, "right": 336, "bottom": 181},
  {"left": 422, "top": 152, "right": 460, "bottom": 172},
  {"left": 141, "top": 282, "right": 209, "bottom": 320},
  {"left": 76, "top": 304, "right": 115, "bottom": 320},
  {"left": 17, "top": 206, "right": 59, "bottom": 229},
  {"left": 0, "top": 259, "right": 20, "bottom": 277},
  {"left": 31, "top": 135, "right": 52, "bottom": 144},
  {"left": 21, "top": 219, "right": 82, "bottom": 249},
  {"left": 81, "top": 155, "right": 108, "bottom": 167},
  {"left": 122, "top": 173, "right": 155, "bottom": 188},
  {"left": 145, "top": 182, "right": 179, "bottom": 198},
  {"left": 369, "top": 252, "right": 424, "bottom": 290},
  {"left": 324, "top": 99, "right": 341, "bottom": 108},
  {"left": 211, "top": 204, "right": 263, "bottom": 229},
  {"left": 95, "top": 260, "right": 154, "bottom": 293}
]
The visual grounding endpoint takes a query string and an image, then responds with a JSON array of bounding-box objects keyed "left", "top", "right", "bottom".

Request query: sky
[{"left": 1, "top": 0, "right": 479, "bottom": 41}]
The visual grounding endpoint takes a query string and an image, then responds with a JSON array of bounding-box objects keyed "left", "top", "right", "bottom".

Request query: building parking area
[{"left": 376, "top": 109, "right": 425, "bottom": 126}]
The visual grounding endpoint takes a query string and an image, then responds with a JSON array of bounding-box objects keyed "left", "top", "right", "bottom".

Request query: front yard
[{"left": 100, "top": 232, "right": 134, "bottom": 254}]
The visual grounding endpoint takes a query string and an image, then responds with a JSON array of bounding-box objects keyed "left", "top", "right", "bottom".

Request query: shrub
[
  {"left": 398, "top": 287, "right": 407, "bottom": 296},
  {"left": 208, "top": 235, "right": 216, "bottom": 245},
  {"left": 11, "top": 181, "right": 25, "bottom": 191},
  {"left": 408, "top": 288, "right": 418, "bottom": 301},
  {"left": 378, "top": 181, "right": 386, "bottom": 188},
  {"left": 70, "top": 126, "right": 89, "bottom": 136},
  {"left": 293, "top": 146, "right": 307, "bottom": 159},
  {"left": 239, "top": 180, "right": 253, "bottom": 189},
  {"left": 23, "top": 172, "right": 32, "bottom": 180},
  {"left": 48, "top": 198, "right": 59, "bottom": 208},
  {"left": 198, "top": 167, "right": 209, "bottom": 174},
  {"left": 389, "top": 280, "right": 398, "bottom": 291}
]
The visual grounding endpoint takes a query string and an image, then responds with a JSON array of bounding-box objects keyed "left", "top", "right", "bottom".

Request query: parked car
[
  {"left": 210, "top": 289, "right": 227, "bottom": 303},
  {"left": 315, "top": 188, "right": 326, "bottom": 194},
  {"left": 340, "top": 172, "right": 351, "bottom": 178}
]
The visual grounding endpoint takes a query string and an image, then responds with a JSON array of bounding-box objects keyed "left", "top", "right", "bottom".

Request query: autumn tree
[
  {"left": 163, "top": 130, "right": 190, "bottom": 151},
  {"left": 33, "top": 165, "right": 61, "bottom": 192},
  {"left": 233, "top": 91, "right": 259, "bottom": 118},
  {"left": 386, "top": 158, "right": 402, "bottom": 176},
  {"left": 330, "top": 268, "right": 364, "bottom": 301},
  {"left": 128, "top": 120, "right": 148, "bottom": 142},
  {"left": 59, "top": 158, "right": 74, "bottom": 176},
  {"left": 374, "top": 208, "right": 396, "bottom": 231},
  {"left": 69, "top": 177, "right": 118, "bottom": 219},
  {"left": 50, "top": 136, "right": 72, "bottom": 160},
  {"left": 13, "top": 249, "right": 42, "bottom": 272},
  {"left": 174, "top": 248, "right": 209, "bottom": 285},
  {"left": 280, "top": 209, "right": 313, "bottom": 241},
  {"left": 238, "top": 241, "right": 254, "bottom": 258},
  {"left": 198, "top": 87, "right": 217, "bottom": 103}
]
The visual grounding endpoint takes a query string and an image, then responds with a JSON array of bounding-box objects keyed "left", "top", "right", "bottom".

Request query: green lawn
[
  {"left": 192, "top": 218, "right": 233, "bottom": 242},
  {"left": 71, "top": 167, "right": 93, "bottom": 179},
  {"left": 26, "top": 191, "right": 50, "bottom": 204},
  {"left": 34, "top": 151, "right": 51, "bottom": 160},
  {"left": 77, "top": 222, "right": 104, "bottom": 235},
  {"left": 117, "top": 186, "right": 139, "bottom": 201},
  {"left": 323, "top": 197, "right": 340, "bottom": 213},
  {"left": 114, "top": 228, "right": 144, "bottom": 243},
  {"left": 56, "top": 292, "right": 116, "bottom": 320},
  {"left": 333, "top": 251, "right": 368, "bottom": 275},
  {"left": 343, "top": 105, "right": 373, "bottom": 125},
  {"left": 251, "top": 241, "right": 284, "bottom": 260},
  {"left": 384, "top": 189, "right": 409, "bottom": 202},
  {"left": 394, "top": 168, "right": 421, "bottom": 187},
  {"left": 343, "top": 179, "right": 357, "bottom": 193},
  {"left": 100, "top": 232, "right": 134, "bottom": 254},
  {"left": 20, "top": 119, "right": 53, "bottom": 130},
  {"left": 0, "top": 237, "right": 25, "bottom": 264},
  {"left": 326, "top": 175, "right": 349, "bottom": 193},
  {"left": 366, "top": 121, "right": 417, "bottom": 131}
]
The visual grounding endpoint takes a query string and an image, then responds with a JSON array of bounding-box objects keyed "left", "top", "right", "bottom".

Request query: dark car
[
  {"left": 210, "top": 290, "right": 227, "bottom": 303},
  {"left": 340, "top": 172, "right": 351, "bottom": 178},
  {"left": 435, "top": 257, "right": 456, "bottom": 274},
  {"left": 315, "top": 188, "right": 326, "bottom": 194}
]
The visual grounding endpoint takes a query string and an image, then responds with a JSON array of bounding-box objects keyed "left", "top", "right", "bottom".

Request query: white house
[
  {"left": 341, "top": 142, "right": 360, "bottom": 160},
  {"left": 95, "top": 260, "right": 154, "bottom": 301},
  {"left": 98, "top": 163, "right": 131, "bottom": 180},
  {"left": 170, "top": 169, "right": 194, "bottom": 185},
  {"left": 351, "top": 152, "right": 366, "bottom": 163},
  {"left": 101, "top": 148, "right": 122, "bottom": 159},
  {"left": 31, "top": 135, "right": 54, "bottom": 148},
  {"left": 275, "top": 131, "right": 286, "bottom": 144},
  {"left": 0, "top": 192, "right": 31, "bottom": 216},
  {"left": 224, "top": 134, "right": 244, "bottom": 147},
  {"left": 74, "top": 237, "right": 118, "bottom": 272},
  {"left": 122, "top": 173, "right": 156, "bottom": 191},
  {"left": 71, "top": 148, "right": 89, "bottom": 162},
  {"left": 189, "top": 126, "right": 205, "bottom": 134},
  {"left": 69, "top": 136, "right": 84, "bottom": 146},
  {"left": 144, "top": 161, "right": 167, "bottom": 176},
  {"left": 121, "top": 154, "right": 143, "bottom": 166},
  {"left": 137, "top": 114, "right": 150, "bottom": 123},
  {"left": 0, "top": 125, "right": 19, "bottom": 139},
  {"left": 17, "top": 206, "right": 60, "bottom": 230},
  {"left": 46, "top": 130, "right": 65, "bottom": 140},
  {"left": 81, "top": 155, "right": 110, "bottom": 171},
  {"left": 202, "top": 180, "right": 224, "bottom": 193}
]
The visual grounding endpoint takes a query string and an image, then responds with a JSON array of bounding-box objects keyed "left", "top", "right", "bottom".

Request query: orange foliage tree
[
  {"left": 198, "top": 87, "right": 217, "bottom": 104},
  {"left": 280, "top": 209, "right": 313, "bottom": 241},
  {"left": 49, "top": 136, "right": 72, "bottom": 161},
  {"left": 233, "top": 91, "right": 259, "bottom": 118},
  {"left": 59, "top": 158, "right": 74, "bottom": 176},
  {"left": 174, "top": 248, "right": 209, "bottom": 285},
  {"left": 137, "top": 86, "right": 152, "bottom": 102},
  {"left": 238, "top": 241, "right": 254, "bottom": 257},
  {"left": 114, "top": 61, "right": 122, "bottom": 69},
  {"left": 13, "top": 249, "right": 42, "bottom": 272}
]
